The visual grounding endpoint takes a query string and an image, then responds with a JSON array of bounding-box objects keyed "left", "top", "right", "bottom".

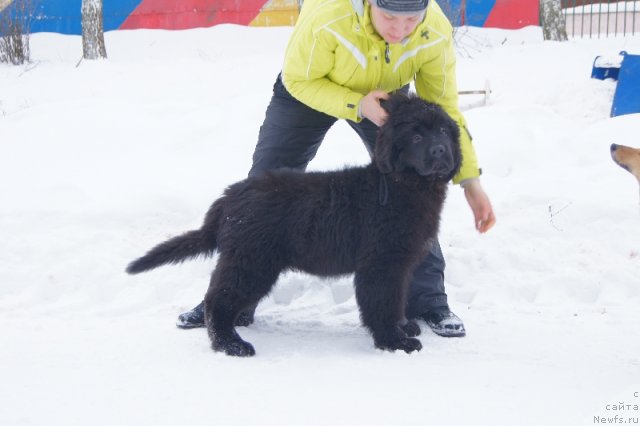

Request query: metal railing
[{"left": 562, "top": 0, "right": 639, "bottom": 37}]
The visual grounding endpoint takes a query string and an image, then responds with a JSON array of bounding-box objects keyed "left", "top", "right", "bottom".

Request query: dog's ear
[
  {"left": 443, "top": 148, "right": 462, "bottom": 182},
  {"left": 447, "top": 117, "right": 461, "bottom": 147},
  {"left": 443, "top": 119, "right": 463, "bottom": 181},
  {"left": 381, "top": 92, "right": 410, "bottom": 115}
]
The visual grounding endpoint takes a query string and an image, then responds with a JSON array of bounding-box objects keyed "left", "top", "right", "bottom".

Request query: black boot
[
  {"left": 421, "top": 307, "right": 466, "bottom": 337},
  {"left": 176, "top": 301, "right": 205, "bottom": 329},
  {"left": 176, "top": 301, "right": 256, "bottom": 329}
]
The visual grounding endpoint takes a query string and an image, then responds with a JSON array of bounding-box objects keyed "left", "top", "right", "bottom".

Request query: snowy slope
[{"left": 0, "top": 25, "right": 639, "bottom": 426}]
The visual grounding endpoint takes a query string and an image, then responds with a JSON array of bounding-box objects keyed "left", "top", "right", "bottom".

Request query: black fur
[{"left": 127, "top": 94, "right": 462, "bottom": 356}]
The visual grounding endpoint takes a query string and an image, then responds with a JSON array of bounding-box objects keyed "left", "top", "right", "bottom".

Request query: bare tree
[
  {"left": 82, "top": 0, "right": 107, "bottom": 60},
  {"left": 0, "top": 0, "right": 33, "bottom": 65},
  {"left": 540, "top": 0, "right": 568, "bottom": 41}
]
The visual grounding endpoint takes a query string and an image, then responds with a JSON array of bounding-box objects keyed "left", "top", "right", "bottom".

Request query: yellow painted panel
[{"left": 250, "top": 0, "right": 300, "bottom": 27}]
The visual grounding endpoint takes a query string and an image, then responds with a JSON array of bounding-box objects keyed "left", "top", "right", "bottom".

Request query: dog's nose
[
  {"left": 430, "top": 145, "right": 446, "bottom": 158},
  {"left": 611, "top": 143, "right": 618, "bottom": 152}
]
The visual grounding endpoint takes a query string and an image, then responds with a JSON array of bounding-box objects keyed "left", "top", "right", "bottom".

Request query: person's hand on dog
[
  {"left": 360, "top": 90, "right": 390, "bottom": 126},
  {"left": 462, "top": 178, "right": 496, "bottom": 233}
]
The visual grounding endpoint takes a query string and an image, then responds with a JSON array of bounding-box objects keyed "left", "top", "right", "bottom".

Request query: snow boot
[
  {"left": 422, "top": 307, "right": 466, "bottom": 337},
  {"left": 176, "top": 301, "right": 206, "bottom": 329},
  {"left": 176, "top": 301, "right": 255, "bottom": 329}
]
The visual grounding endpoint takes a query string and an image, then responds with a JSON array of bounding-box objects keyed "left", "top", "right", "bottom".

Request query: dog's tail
[{"left": 126, "top": 203, "right": 222, "bottom": 275}]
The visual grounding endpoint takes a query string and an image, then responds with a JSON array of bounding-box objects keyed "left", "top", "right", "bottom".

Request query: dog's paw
[
  {"left": 376, "top": 337, "right": 423, "bottom": 354},
  {"left": 235, "top": 311, "right": 255, "bottom": 327},
  {"left": 400, "top": 320, "right": 421, "bottom": 337},
  {"left": 395, "top": 337, "right": 423, "bottom": 354},
  {"left": 213, "top": 337, "right": 256, "bottom": 357}
]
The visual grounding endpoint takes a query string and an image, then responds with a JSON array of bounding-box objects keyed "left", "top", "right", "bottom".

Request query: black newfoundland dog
[{"left": 127, "top": 94, "right": 461, "bottom": 357}]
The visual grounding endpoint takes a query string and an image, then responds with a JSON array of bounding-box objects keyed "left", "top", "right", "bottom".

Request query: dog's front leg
[
  {"left": 399, "top": 318, "right": 421, "bottom": 337},
  {"left": 354, "top": 266, "right": 422, "bottom": 354}
]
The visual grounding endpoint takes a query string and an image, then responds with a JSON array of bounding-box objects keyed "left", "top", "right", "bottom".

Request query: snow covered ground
[{"left": 1, "top": 24, "right": 639, "bottom": 426}]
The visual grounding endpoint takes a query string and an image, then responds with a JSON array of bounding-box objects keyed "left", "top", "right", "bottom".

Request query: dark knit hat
[{"left": 375, "top": 0, "right": 429, "bottom": 14}]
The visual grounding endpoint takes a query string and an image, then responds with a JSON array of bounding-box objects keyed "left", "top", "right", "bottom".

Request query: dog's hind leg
[
  {"left": 354, "top": 264, "right": 422, "bottom": 354},
  {"left": 204, "top": 255, "right": 280, "bottom": 357}
]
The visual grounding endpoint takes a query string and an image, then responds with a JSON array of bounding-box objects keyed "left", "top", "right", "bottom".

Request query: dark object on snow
[
  {"left": 176, "top": 300, "right": 254, "bottom": 329},
  {"left": 126, "top": 93, "right": 461, "bottom": 357}
]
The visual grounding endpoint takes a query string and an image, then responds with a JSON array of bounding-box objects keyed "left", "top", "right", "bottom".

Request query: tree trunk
[
  {"left": 82, "top": 0, "right": 107, "bottom": 59},
  {"left": 0, "top": 0, "right": 32, "bottom": 64},
  {"left": 540, "top": 0, "right": 568, "bottom": 41}
]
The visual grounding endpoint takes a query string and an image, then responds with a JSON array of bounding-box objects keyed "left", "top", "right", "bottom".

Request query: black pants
[{"left": 249, "top": 75, "right": 448, "bottom": 317}]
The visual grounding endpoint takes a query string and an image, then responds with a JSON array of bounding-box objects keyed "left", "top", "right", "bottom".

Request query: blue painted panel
[
  {"left": 439, "top": 0, "right": 464, "bottom": 26},
  {"left": 32, "top": 1, "right": 82, "bottom": 34},
  {"left": 611, "top": 51, "right": 640, "bottom": 117},
  {"left": 465, "top": 0, "right": 495, "bottom": 27},
  {"left": 434, "top": 0, "right": 496, "bottom": 27},
  {"left": 103, "top": 0, "right": 142, "bottom": 31},
  {"left": 0, "top": 0, "right": 141, "bottom": 35}
]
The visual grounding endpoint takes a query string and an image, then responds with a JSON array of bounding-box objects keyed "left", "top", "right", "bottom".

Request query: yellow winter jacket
[{"left": 281, "top": 0, "right": 480, "bottom": 183}]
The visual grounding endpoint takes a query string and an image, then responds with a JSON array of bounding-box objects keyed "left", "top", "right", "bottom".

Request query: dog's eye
[
  {"left": 411, "top": 134, "right": 422, "bottom": 144},
  {"left": 439, "top": 127, "right": 448, "bottom": 135}
]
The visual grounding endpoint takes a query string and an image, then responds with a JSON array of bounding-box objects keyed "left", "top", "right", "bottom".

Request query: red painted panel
[
  {"left": 483, "top": 0, "right": 539, "bottom": 29},
  {"left": 120, "top": 0, "right": 269, "bottom": 29}
]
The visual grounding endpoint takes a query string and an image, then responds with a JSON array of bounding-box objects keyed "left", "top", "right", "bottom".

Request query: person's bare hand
[
  {"left": 359, "top": 90, "right": 390, "bottom": 127},
  {"left": 463, "top": 179, "right": 496, "bottom": 233}
]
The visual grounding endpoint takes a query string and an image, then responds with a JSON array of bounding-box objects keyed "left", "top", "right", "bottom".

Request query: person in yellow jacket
[{"left": 177, "top": 0, "right": 496, "bottom": 337}]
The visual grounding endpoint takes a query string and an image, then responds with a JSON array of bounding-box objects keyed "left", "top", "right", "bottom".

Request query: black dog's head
[{"left": 375, "top": 94, "right": 461, "bottom": 181}]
